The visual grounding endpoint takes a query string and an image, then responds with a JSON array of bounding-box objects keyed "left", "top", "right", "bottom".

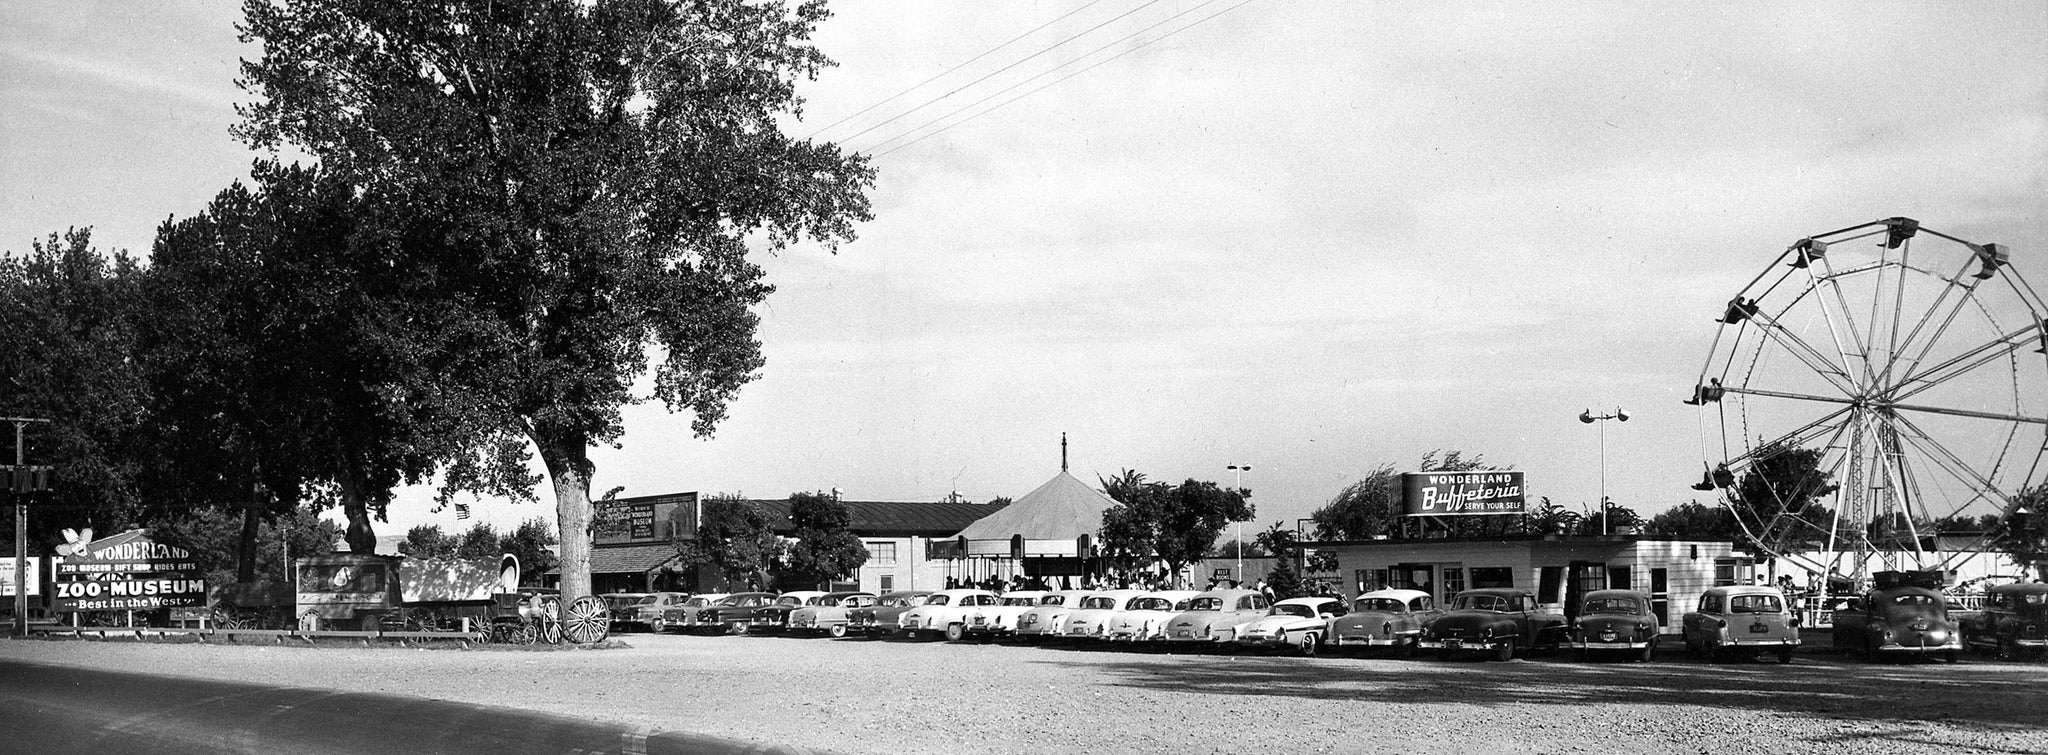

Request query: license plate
[
  {"left": 1445, "top": 639, "right": 1463, "bottom": 649},
  {"left": 1749, "top": 624, "right": 1769, "bottom": 633}
]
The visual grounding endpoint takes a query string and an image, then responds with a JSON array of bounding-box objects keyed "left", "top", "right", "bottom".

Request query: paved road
[{"left": 0, "top": 658, "right": 815, "bottom": 755}]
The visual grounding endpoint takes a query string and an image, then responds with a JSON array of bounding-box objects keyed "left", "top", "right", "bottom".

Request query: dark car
[
  {"left": 1418, "top": 588, "right": 1566, "bottom": 661},
  {"left": 846, "top": 590, "right": 932, "bottom": 636},
  {"left": 1961, "top": 582, "right": 2047, "bottom": 660},
  {"left": 612, "top": 591, "right": 692, "bottom": 633},
  {"left": 748, "top": 591, "right": 831, "bottom": 633},
  {"left": 1568, "top": 589, "right": 1660, "bottom": 661},
  {"left": 1831, "top": 571, "right": 1961, "bottom": 662},
  {"left": 692, "top": 592, "right": 778, "bottom": 635}
]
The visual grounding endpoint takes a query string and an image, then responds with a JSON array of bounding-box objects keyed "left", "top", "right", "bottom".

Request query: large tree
[
  {"left": 777, "top": 491, "right": 867, "bottom": 590},
  {"left": 1724, "top": 441, "right": 1840, "bottom": 555},
  {"left": 1642, "top": 500, "right": 1741, "bottom": 540},
  {"left": 236, "top": 0, "right": 875, "bottom": 604},
  {"left": 1096, "top": 473, "right": 1253, "bottom": 588},
  {"left": 0, "top": 229, "right": 151, "bottom": 550},
  {"left": 1991, "top": 484, "right": 2048, "bottom": 581}
]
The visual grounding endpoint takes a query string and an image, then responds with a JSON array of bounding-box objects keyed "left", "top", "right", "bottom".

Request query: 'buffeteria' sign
[{"left": 1402, "top": 471, "right": 1527, "bottom": 516}]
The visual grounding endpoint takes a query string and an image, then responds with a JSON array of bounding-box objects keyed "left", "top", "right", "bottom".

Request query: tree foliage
[
  {"left": 1991, "top": 484, "right": 2048, "bottom": 581},
  {"left": 0, "top": 229, "right": 151, "bottom": 550},
  {"left": 777, "top": 491, "right": 867, "bottom": 589},
  {"left": 395, "top": 518, "right": 559, "bottom": 584},
  {"left": 149, "top": 506, "right": 340, "bottom": 587},
  {"left": 678, "top": 494, "right": 784, "bottom": 590},
  {"left": 1310, "top": 450, "right": 1511, "bottom": 540},
  {"left": 1573, "top": 501, "right": 1643, "bottom": 536},
  {"left": 234, "top": 0, "right": 876, "bottom": 603},
  {"left": 1095, "top": 471, "right": 1253, "bottom": 588},
  {"left": 1642, "top": 500, "right": 1742, "bottom": 540},
  {"left": 1725, "top": 441, "right": 1840, "bottom": 554}
]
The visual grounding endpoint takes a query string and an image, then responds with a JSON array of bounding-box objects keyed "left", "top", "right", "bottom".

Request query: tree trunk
[
  {"left": 235, "top": 492, "right": 260, "bottom": 583},
  {"left": 537, "top": 433, "right": 593, "bottom": 605},
  {"left": 337, "top": 470, "right": 377, "bottom": 554}
]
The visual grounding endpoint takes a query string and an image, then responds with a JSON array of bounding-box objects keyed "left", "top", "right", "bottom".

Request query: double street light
[{"left": 1578, "top": 408, "right": 1629, "bottom": 535}]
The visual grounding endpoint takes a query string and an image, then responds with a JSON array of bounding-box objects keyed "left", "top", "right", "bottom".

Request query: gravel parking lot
[{"left": 5, "top": 631, "right": 2044, "bottom": 754}]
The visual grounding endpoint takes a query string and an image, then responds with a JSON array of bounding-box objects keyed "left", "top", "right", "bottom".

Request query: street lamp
[
  {"left": 1578, "top": 407, "right": 1630, "bottom": 535},
  {"left": 1227, "top": 465, "right": 1250, "bottom": 583}
]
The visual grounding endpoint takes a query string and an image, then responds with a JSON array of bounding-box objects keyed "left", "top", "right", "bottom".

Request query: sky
[{"left": 3, "top": 1, "right": 2045, "bottom": 542}]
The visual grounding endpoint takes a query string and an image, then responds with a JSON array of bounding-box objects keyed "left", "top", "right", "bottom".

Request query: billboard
[
  {"left": 594, "top": 493, "right": 696, "bottom": 545},
  {"left": 54, "top": 530, "right": 206, "bottom": 611},
  {"left": 1401, "top": 471, "right": 1527, "bottom": 516},
  {"left": 1, "top": 557, "right": 39, "bottom": 597}
]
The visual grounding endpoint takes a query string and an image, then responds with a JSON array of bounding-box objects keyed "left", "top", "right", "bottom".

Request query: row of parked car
[{"left": 599, "top": 577, "right": 2047, "bottom": 663}]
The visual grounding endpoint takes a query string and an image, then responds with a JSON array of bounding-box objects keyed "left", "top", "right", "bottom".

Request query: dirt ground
[{"left": 4, "top": 631, "right": 2043, "bottom": 754}]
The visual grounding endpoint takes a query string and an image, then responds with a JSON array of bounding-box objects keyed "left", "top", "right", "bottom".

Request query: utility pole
[{"left": 7, "top": 417, "right": 52, "bottom": 637}]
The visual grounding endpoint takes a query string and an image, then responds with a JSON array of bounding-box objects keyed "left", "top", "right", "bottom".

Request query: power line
[
  {"left": 874, "top": 0, "right": 1257, "bottom": 158},
  {"left": 837, "top": 0, "right": 1169, "bottom": 146},
  {"left": 806, "top": 0, "right": 1113, "bottom": 141},
  {"left": 863, "top": 0, "right": 1225, "bottom": 155}
]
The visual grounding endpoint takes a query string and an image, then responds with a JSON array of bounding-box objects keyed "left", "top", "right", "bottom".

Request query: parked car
[
  {"left": 1961, "top": 582, "right": 2048, "bottom": 660},
  {"left": 1831, "top": 571, "right": 1962, "bottom": 662},
  {"left": 899, "top": 589, "right": 1000, "bottom": 641},
  {"left": 963, "top": 591, "right": 1048, "bottom": 640},
  {"left": 789, "top": 592, "right": 880, "bottom": 637},
  {"left": 1682, "top": 585, "right": 1799, "bottom": 663},
  {"left": 1013, "top": 590, "right": 1095, "bottom": 641},
  {"left": 1418, "top": 588, "right": 1566, "bottom": 661},
  {"left": 661, "top": 593, "right": 729, "bottom": 633},
  {"left": 1161, "top": 588, "right": 1271, "bottom": 645},
  {"left": 600, "top": 593, "right": 651, "bottom": 630},
  {"left": 1327, "top": 589, "right": 1438, "bottom": 655},
  {"left": 1104, "top": 590, "right": 1200, "bottom": 642},
  {"left": 1055, "top": 590, "right": 1147, "bottom": 641},
  {"left": 1568, "top": 589, "right": 1661, "bottom": 661},
  {"left": 691, "top": 591, "right": 779, "bottom": 635},
  {"left": 612, "top": 592, "right": 691, "bottom": 632},
  {"left": 846, "top": 591, "right": 932, "bottom": 636},
  {"left": 1232, "top": 596, "right": 1348, "bottom": 656},
  {"left": 748, "top": 591, "right": 829, "bottom": 633}
]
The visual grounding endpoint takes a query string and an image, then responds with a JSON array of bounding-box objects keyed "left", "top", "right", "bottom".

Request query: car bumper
[
  {"left": 1873, "top": 639, "right": 1963, "bottom": 654},
  {"left": 1570, "top": 639, "right": 1653, "bottom": 650},
  {"left": 1332, "top": 635, "right": 1408, "bottom": 646},
  {"left": 1715, "top": 636, "right": 1799, "bottom": 647},
  {"left": 1418, "top": 638, "right": 1503, "bottom": 651}
]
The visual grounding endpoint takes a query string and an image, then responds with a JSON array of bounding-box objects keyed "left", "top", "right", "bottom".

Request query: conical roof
[{"left": 954, "top": 471, "right": 1118, "bottom": 541}]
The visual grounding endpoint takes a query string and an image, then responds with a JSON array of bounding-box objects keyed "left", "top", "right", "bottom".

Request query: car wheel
[
  {"left": 1395, "top": 639, "right": 1416, "bottom": 660},
  {"left": 1943, "top": 650, "right": 1959, "bottom": 664},
  {"left": 1685, "top": 635, "right": 1701, "bottom": 656},
  {"left": 1297, "top": 632, "right": 1320, "bottom": 657},
  {"left": 1437, "top": 646, "right": 1454, "bottom": 661},
  {"left": 1863, "top": 639, "right": 1881, "bottom": 662},
  {"left": 944, "top": 623, "right": 966, "bottom": 642},
  {"left": 1777, "top": 647, "right": 1794, "bottom": 664},
  {"left": 1493, "top": 642, "right": 1515, "bottom": 662},
  {"left": 728, "top": 621, "right": 748, "bottom": 636},
  {"left": 829, "top": 623, "right": 848, "bottom": 638},
  {"left": 649, "top": 617, "right": 665, "bottom": 633},
  {"left": 1638, "top": 642, "right": 1655, "bottom": 663},
  {"left": 1998, "top": 638, "right": 2019, "bottom": 661}
]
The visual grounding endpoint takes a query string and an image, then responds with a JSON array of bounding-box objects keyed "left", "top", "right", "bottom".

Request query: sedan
[
  {"left": 1232, "top": 596, "right": 1347, "bottom": 656},
  {"left": 1055, "top": 590, "right": 1147, "bottom": 641},
  {"left": 1103, "top": 590, "right": 1199, "bottom": 642},
  {"left": 1161, "top": 588, "right": 1271, "bottom": 645},
  {"left": 1682, "top": 585, "right": 1798, "bottom": 663},
  {"left": 1327, "top": 589, "right": 1439, "bottom": 655},
  {"left": 1568, "top": 589, "right": 1660, "bottom": 661},
  {"left": 789, "top": 592, "right": 880, "bottom": 638}
]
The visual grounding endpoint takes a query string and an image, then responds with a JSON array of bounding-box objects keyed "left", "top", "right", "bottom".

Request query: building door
[
  {"left": 1391, "top": 563, "right": 1436, "bottom": 601},
  {"left": 1649, "top": 568, "right": 1670, "bottom": 627}
]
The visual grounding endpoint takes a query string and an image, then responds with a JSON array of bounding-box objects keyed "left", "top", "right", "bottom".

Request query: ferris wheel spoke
[
  {"left": 1743, "top": 312, "right": 1864, "bottom": 396},
  {"left": 1888, "top": 401, "right": 2048, "bottom": 426},
  {"left": 1888, "top": 322, "right": 2045, "bottom": 404},
  {"left": 1884, "top": 412, "right": 2017, "bottom": 510},
  {"left": 1718, "top": 404, "right": 1853, "bottom": 471},
  {"left": 1881, "top": 259, "right": 1986, "bottom": 384},
  {"left": 1809, "top": 256, "right": 1881, "bottom": 388}
]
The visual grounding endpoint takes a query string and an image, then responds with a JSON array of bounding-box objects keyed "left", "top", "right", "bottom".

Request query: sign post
[{"left": 6, "top": 417, "right": 53, "bottom": 637}]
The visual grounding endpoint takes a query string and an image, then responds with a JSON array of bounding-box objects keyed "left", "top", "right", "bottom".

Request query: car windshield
[
  {"left": 1079, "top": 597, "right": 1117, "bottom": 610},
  {"left": 1131, "top": 598, "right": 1171, "bottom": 611},
  {"left": 1729, "top": 595, "right": 1783, "bottom": 613},
  {"left": 1003, "top": 597, "right": 1037, "bottom": 607},
  {"left": 1188, "top": 597, "right": 1224, "bottom": 611},
  {"left": 1041, "top": 595, "right": 1067, "bottom": 606},
  {"left": 882, "top": 596, "right": 916, "bottom": 607},
  {"left": 717, "top": 596, "right": 748, "bottom": 606},
  {"left": 808, "top": 596, "right": 838, "bottom": 605},
  {"left": 2025, "top": 593, "right": 2046, "bottom": 606},
  {"left": 775, "top": 596, "right": 803, "bottom": 606},
  {"left": 1582, "top": 597, "right": 1641, "bottom": 615},
  {"left": 924, "top": 595, "right": 951, "bottom": 606},
  {"left": 1454, "top": 595, "right": 1509, "bottom": 612},
  {"left": 686, "top": 597, "right": 714, "bottom": 607},
  {"left": 1888, "top": 594, "right": 1937, "bottom": 606},
  {"left": 1356, "top": 598, "right": 1404, "bottom": 612},
  {"left": 603, "top": 596, "right": 642, "bottom": 608},
  {"left": 632, "top": 595, "right": 663, "bottom": 605},
  {"left": 1273, "top": 604, "right": 1317, "bottom": 619}
]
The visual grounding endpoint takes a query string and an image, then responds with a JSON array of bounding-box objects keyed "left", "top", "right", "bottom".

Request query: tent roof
[{"left": 953, "top": 471, "right": 1117, "bottom": 541}]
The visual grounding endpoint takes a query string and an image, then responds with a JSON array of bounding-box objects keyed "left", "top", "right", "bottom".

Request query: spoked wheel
[
  {"left": 560, "top": 596, "right": 611, "bottom": 645},
  {"left": 297, "top": 611, "right": 323, "bottom": 633},
  {"left": 1687, "top": 218, "right": 2047, "bottom": 578}
]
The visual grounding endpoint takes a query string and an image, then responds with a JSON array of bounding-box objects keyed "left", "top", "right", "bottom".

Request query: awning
[{"left": 546, "top": 543, "right": 683, "bottom": 576}]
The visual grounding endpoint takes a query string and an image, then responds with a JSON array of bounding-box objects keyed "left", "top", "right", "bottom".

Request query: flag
[{"left": 456, "top": 502, "right": 471, "bottom": 520}]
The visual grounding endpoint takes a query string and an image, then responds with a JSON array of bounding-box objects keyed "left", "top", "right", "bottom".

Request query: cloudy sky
[{"left": 4, "top": 1, "right": 2044, "bottom": 541}]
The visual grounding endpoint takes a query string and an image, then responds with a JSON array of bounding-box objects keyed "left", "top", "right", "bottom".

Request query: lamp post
[
  {"left": 1227, "top": 464, "right": 1250, "bottom": 584},
  {"left": 1578, "top": 407, "right": 1630, "bottom": 535}
]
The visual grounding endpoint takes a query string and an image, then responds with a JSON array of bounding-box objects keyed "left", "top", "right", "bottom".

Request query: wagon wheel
[
  {"left": 537, "top": 609, "right": 564, "bottom": 645},
  {"left": 513, "top": 620, "right": 539, "bottom": 646},
  {"left": 560, "top": 596, "right": 611, "bottom": 644},
  {"left": 210, "top": 601, "right": 246, "bottom": 631},
  {"left": 297, "top": 610, "right": 323, "bottom": 632}
]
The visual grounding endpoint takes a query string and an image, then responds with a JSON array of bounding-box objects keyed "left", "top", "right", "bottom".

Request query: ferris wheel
[{"left": 1687, "top": 217, "right": 2048, "bottom": 578}]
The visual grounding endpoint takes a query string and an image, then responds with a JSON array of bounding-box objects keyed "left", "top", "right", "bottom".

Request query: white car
[
  {"left": 964, "top": 591, "right": 1049, "bottom": 640},
  {"left": 898, "top": 589, "right": 1000, "bottom": 641},
  {"left": 1013, "top": 590, "right": 1095, "bottom": 641},
  {"left": 1103, "top": 590, "right": 1201, "bottom": 642},
  {"left": 1057, "top": 590, "right": 1148, "bottom": 641},
  {"left": 1232, "top": 596, "right": 1348, "bottom": 655}
]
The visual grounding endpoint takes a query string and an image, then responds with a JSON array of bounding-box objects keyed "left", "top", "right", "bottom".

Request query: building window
[
  {"left": 1356, "top": 569, "right": 1389, "bottom": 594},
  {"left": 1471, "top": 567, "right": 1514, "bottom": 588},
  {"left": 1442, "top": 567, "right": 1466, "bottom": 596},
  {"left": 867, "top": 541, "right": 897, "bottom": 566},
  {"left": 878, "top": 575, "right": 894, "bottom": 592}
]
